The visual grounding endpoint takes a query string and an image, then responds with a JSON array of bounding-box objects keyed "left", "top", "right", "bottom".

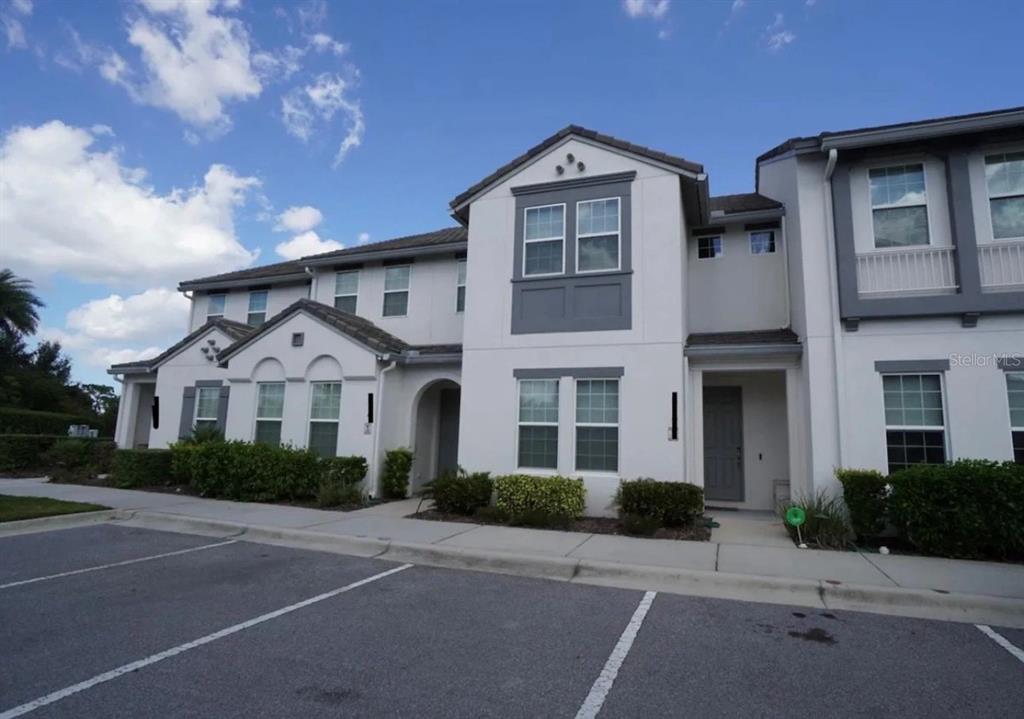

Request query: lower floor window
[
  {"left": 517, "top": 379, "right": 558, "bottom": 469},
  {"left": 255, "top": 382, "right": 284, "bottom": 446},
  {"left": 194, "top": 386, "right": 220, "bottom": 432},
  {"left": 1008, "top": 372, "right": 1024, "bottom": 464},
  {"left": 883, "top": 373, "right": 946, "bottom": 472},
  {"left": 576, "top": 379, "right": 619, "bottom": 472},
  {"left": 308, "top": 382, "right": 342, "bottom": 457}
]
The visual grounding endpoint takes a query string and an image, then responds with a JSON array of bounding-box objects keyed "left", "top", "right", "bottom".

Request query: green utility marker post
[{"left": 785, "top": 506, "right": 807, "bottom": 549}]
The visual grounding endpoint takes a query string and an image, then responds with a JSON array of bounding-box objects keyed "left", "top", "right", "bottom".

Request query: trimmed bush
[
  {"left": 381, "top": 448, "right": 414, "bottom": 499},
  {"left": 494, "top": 474, "right": 586, "bottom": 519},
  {"left": 432, "top": 469, "right": 493, "bottom": 515},
  {"left": 0, "top": 407, "right": 96, "bottom": 436},
  {"left": 778, "top": 491, "right": 853, "bottom": 549},
  {"left": 317, "top": 478, "right": 364, "bottom": 508},
  {"left": 836, "top": 468, "right": 889, "bottom": 539},
  {"left": 170, "top": 441, "right": 323, "bottom": 502},
  {"left": 43, "top": 438, "right": 115, "bottom": 481},
  {"left": 181, "top": 425, "right": 225, "bottom": 445},
  {"left": 0, "top": 434, "right": 63, "bottom": 471},
  {"left": 110, "top": 449, "right": 173, "bottom": 488},
  {"left": 615, "top": 478, "right": 704, "bottom": 527},
  {"left": 888, "top": 460, "right": 1024, "bottom": 559},
  {"left": 321, "top": 456, "right": 368, "bottom": 486}
]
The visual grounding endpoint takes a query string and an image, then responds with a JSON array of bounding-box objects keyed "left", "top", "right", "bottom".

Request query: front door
[
  {"left": 436, "top": 388, "right": 461, "bottom": 476},
  {"left": 703, "top": 386, "right": 744, "bottom": 502}
]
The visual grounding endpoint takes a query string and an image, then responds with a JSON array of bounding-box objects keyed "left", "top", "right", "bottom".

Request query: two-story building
[{"left": 110, "top": 107, "right": 1024, "bottom": 516}]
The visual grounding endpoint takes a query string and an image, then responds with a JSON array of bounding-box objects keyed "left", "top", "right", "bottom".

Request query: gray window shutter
[
  {"left": 216, "top": 385, "right": 230, "bottom": 433},
  {"left": 179, "top": 386, "right": 196, "bottom": 440}
]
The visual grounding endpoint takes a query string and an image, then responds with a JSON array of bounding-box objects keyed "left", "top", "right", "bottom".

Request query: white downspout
[
  {"left": 370, "top": 356, "right": 398, "bottom": 497},
  {"left": 304, "top": 266, "right": 317, "bottom": 300},
  {"left": 823, "top": 148, "right": 846, "bottom": 469},
  {"left": 781, "top": 214, "right": 791, "bottom": 328}
]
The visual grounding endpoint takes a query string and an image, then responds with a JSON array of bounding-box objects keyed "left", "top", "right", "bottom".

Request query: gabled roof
[
  {"left": 301, "top": 227, "right": 467, "bottom": 265},
  {"left": 108, "top": 318, "right": 254, "bottom": 374},
  {"left": 449, "top": 124, "right": 705, "bottom": 213},
  {"left": 708, "top": 193, "right": 783, "bottom": 216}
]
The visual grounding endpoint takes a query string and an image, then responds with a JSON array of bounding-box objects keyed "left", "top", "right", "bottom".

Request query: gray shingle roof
[
  {"left": 687, "top": 329, "right": 799, "bottom": 347},
  {"left": 178, "top": 259, "right": 307, "bottom": 291},
  {"left": 301, "top": 227, "right": 467, "bottom": 264},
  {"left": 108, "top": 318, "right": 255, "bottom": 373},
  {"left": 449, "top": 125, "right": 704, "bottom": 211},
  {"left": 708, "top": 193, "right": 783, "bottom": 215}
]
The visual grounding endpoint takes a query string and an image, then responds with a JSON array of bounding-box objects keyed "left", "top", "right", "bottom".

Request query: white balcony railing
[
  {"left": 979, "top": 239, "right": 1024, "bottom": 291},
  {"left": 856, "top": 246, "right": 958, "bottom": 297}
]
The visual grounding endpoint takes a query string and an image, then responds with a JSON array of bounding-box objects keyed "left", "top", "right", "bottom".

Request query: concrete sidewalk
[{"left": 3, "top": 477, "right": 1023, "bottom": 627}]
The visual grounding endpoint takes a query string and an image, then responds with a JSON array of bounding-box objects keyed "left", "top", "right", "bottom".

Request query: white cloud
[
  {"left": 357, "top": 232, "right": 370, "bottom": 245},
  {"left": 765, "top": 13, "right": 796, "bottom": 51},
  {"left": 0, "top": 120, "right": 259, "bottom": 286},
  {"left": 309, "top": 32, "right": 347, "bottom": 56},
  {"left": 275, "top": 205, "right": 323, "bottom": 233},
  {"left": 622, "top": 0, "right": 669, "bottom": 20},
  {"left": 2, "top": 0, "right": 32, "bottom": 49},
  {"left": 281, "top": 71, "right": 365, "bottom": 167},
  {"left": 275, "top": 230, "right": 343, "bottom": 259},
  {"left": 66, "top": 288, "right": 189, "bottom": 343}
]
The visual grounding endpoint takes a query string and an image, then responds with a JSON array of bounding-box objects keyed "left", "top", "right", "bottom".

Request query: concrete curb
[
  {"left": 107, "top": 510, "right": 1024, "bottom": 628},
  {"left": 0, "top": 509, "right": 129, "bottom": 537}
]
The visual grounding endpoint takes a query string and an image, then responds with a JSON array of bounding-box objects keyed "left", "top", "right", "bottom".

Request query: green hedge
[
  {"left": 836, "top": 468, "right": 889, "bottom": 539},
  {"left": 494, "top": 474, "right": 586, "bottom": 519},
  {"left": 44, "top": 438, "right": 115, "bottom": 481},
  {"left": 888, "top": 460, "right": 1024, "bottom": 559},
  {"left": 0, "top": 407, "right": 97, "bottom": 435},
  {"left": 0, "top": 435, "right": 114, "bottom": 474},
  {"left": 615, "top": 478, "right": 703, "bottom": 527},
  {"left": 321, "top": 456, "right": 368, "bottom": 487},
  {"left": 171, "top": 441, "right": 324, "bottom": 502},
  {"left": 0, "top": 434, "right": 62, "bottom": 471},
  {"left": 432, "top": 470, "right": 493, "bottom": 515},
  {"left": 111, "top": 449, "right": 173, "bottom": 488},
  {"left": 381, "top": 448, "right": 413, "bottom": 499}
]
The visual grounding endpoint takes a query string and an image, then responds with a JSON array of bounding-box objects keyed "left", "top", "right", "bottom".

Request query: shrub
[
  {"left": 494, "top": 474, "right": 586, "bottom": 519},
  {"left": 0, "top": 407, "right": 97, "bottom": 436},
  {"left": 888, "top": 460, "right": 1024, "bottom": 559},
  {"left": 110, "top": 449, "right": 173, "bottom": 488},
  {"left": 381, "top": 448, "right": 414, "bottom": 499},
  {"left": 0, "top": 434, "right": 62, "bottom": 471},
  {"left": 43, "top": 438, "right": 115, "bottom": 481},
  {"left": 182, "top": 425, "right": 224, "bottom": 445},
  {"left": 615, "top": 478, "right": 703, "bottom": 527},
  {"left": 473, "top": 505, "right": 510, "bottom": 523},
  {"left": 836, "top": 468, "right": 889, "bottom": 539},
  {"left": 432, "top": 469, "right": 493, "bottom": 515},
  {"left": 170, "top": 441, "right": 323, "bottom": 502},
  {"left": 509, "top": 509, "right": 573, "bottom": 530},
  {"left": 621, "top": 513, "right": 661, "bottom": 537},
  {"left": 317, "top": 478, "right": 365, "bottom": 508},
  {"left": 778, "top": 491, "right": 854, "bottom": 549},
  {"left": 321, "top": 456, "right": 368, "bottom": 486}
]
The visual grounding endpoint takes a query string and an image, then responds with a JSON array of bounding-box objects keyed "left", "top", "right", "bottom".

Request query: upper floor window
[
  {"left": 750, "top": 230, "right": 776, "bottom": 255},
  {"left": 383, "top": 265, "right": 410, "bottom": 317},
  {"left": 523, "top": 204, "right": 565, "bottom": 276},
  {"left": 697, "top": 236, "right": 722, "bottom": 260},
  {"left": 883, "top": 373, "right": 945, "bottom": 472},
  {"left": 334, "top": 271, "right": 359, "bottom": 314},
  {"left": 247, "top": 291, "right": 268, "bottom": 326},
  {"left": 869, "top": 164, "right": 930, "bottom": 248},
  {"left": 985, "top": 152, "right": 1024, "bottom": 240},
  {"left": 456, "top": 259, "right": 467, "bottom": 313},
  {"left": 206, "top": 294, "right": 226, "bottom": 320},
  {"left": 1007, "top": 372, "right": 1023, "bottom": 464},
  {"left": 576, "top": 198, "right": 620, "bottom": 272}
]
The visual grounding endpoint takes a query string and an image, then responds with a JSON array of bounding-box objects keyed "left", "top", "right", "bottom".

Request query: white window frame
[
  {"left": 307, "top": 381, "right": 342, "bottom": 456},
  {"left": 455, "top": 259, "right": 467, "bottom": 313},
  {"left": 382, "top": 265, "right": 411, "bottom": 318},
  {"left": 573, "top": 377, "right": 620, "bottom": 474},
  {"left": 984, "top": 151, "right": 1024, "bottom": 242},
  {"left": 247, "top": 290, "right": 268, "bottom": 325},
  {"left": 515, "top": 378, "right": 559, "bottom": 472},
  {"left": 575, "top": 197, "right": 621, "bottom": 274},
  {"left": 522, "top": 203, "right": 566, "bottom": 278},
  {"left": 193, "top": 386, "right": 220, "bottom": 430},
  {"left": 1007, "top": 372, "right": 1024, "bottom": 463},
  {"left": 882, "top": 373, "right": 948, "bottom": 471},
  {"left": 696, "top": 235, "right": 723, "bottom": 260},
  {"left": 253, "top": 382, "right": 285, "bottom": 445},
  {"left": 868, "top": 162, "right": 932, "bottom": 250},
  {"left": 206, "top": 294, "right": 226, "bottom": 320},
  {"left": 334, "top": 270, "right": 360, "bottom": 313},
  {"left": 748, "top": 230, "right": 777, "bottom": 256}
]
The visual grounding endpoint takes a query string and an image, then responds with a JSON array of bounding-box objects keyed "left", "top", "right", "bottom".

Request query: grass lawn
[{"left": 0, "top": 494, "right": 108, "bottom": 523}]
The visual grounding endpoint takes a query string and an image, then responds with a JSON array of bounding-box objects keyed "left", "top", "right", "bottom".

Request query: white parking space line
[
  {"left": 976, "top": 625, "right": 1024, "bottom": 665},
  {"left": 0, "top": 540, "right": 239, "bottom": 590},
  {"left": 0, "top": 563, "right": 413, "bottom": 718},
  {"left": 574, "top": 591, "right": 657, "bottom": 719}
]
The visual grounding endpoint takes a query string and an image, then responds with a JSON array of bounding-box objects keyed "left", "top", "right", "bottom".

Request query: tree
[
  {"left": 0, "top": 269, "right": 44, "bottom": 340},
  {"left": 32, "top": 340, "right": 72, "bottom": 384}
]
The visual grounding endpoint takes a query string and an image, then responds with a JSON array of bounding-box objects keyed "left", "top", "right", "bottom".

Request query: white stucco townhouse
[{"left": 110, "top": 107, "right": 1024, "bottom": 516}]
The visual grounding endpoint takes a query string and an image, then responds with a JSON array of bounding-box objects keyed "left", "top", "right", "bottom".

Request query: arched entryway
[{"left": 410, "top": 379, "right": 461, "bottom": 492}]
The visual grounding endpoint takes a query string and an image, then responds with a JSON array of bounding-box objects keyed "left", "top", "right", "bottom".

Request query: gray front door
[
  {"left": 703, "top": 386, "right": 744, "bottom": 502},
  {"left": 437, "top": 388, "right": 461, "bottom": 475}
]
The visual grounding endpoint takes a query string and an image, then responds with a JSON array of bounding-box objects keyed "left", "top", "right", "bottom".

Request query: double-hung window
[
  {"left": 750, "top": 230, "right": 776, "bottom": 255},
  {"left": 194, "top": 386, "right": 220, "bottom": 432},
  {"left": 308, "top": 382, "right": 342, "bottom": 457},
  {"left": 247, "top": 291, "right": 268, "bottom": 326},
  {"left": 576, "top": 198, "right": 620, "bottom": 272},
  {"left": 697, "top": 236, "right": 722, "bottom": 260},
  {"left": 985, "top": 151, "right": 1024, "bottom": 240},
  {"left": 869, "top": 164, "right": 930, "bottom": 248},
  {"left": 1007, "top": 373, "right": 1024, "bottom": 464},
  {"left": 334, "top": 271, "right": 359, "bottom": 314},
  {"left": 517, "top": 379, "right": 558, "bottom": 469},
  {"left": 456, "top": 259, "right": 467, "bottom": 313},
  {"left": 207, "top": 294, "right": 226, "bottom": 320},
  {"left": 883, "top": 374, "right": 946, "bottom": 472},
  {"left": 254, "top": 382, "right": 284, "bottom": 446},
  {"left": 523, "top": 204, "right": 565, "bottom": 276},
  {"left": 575, "top": 379, "right": 619, "bottom": 472},
  {"left": 383, "top": 266, "right": 410, "bottom": 317}
]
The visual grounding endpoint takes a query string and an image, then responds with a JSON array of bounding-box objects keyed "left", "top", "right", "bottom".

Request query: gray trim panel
[
  {"left": 511, "top": 171, "right": 637, "bottom": 196},
  {"left": 684, "top": 344, "right": 803, "bottom": 359},
  {"left": 513, "top": 367, "right": 624, "bottom": 379},
  {"left": 874, "top": 360, "right": 951, "bottom": 373}
]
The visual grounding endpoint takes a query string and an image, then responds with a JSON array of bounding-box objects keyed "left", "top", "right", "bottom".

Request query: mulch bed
[{"left": 410, "top": 509, "right": 711, "bottom": 541}]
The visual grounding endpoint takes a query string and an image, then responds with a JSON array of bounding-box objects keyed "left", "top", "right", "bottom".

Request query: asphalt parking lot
[{"left": 1, "top": 524, "right": 1022, "bottom": 718}]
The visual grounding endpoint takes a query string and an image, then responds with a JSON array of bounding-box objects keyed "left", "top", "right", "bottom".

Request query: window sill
[{"left": 511, "top": 269, "right": 632, "bottom": 284}]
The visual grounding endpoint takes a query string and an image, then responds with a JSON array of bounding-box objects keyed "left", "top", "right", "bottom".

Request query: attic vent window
[{"left": 291, "top": 332, "right": 304, "bottom": 347}]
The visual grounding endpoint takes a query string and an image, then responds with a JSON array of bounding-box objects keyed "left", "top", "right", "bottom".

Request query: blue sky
[{"left": 1, "top": 0, "right": 1022, "bottom": 386}]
